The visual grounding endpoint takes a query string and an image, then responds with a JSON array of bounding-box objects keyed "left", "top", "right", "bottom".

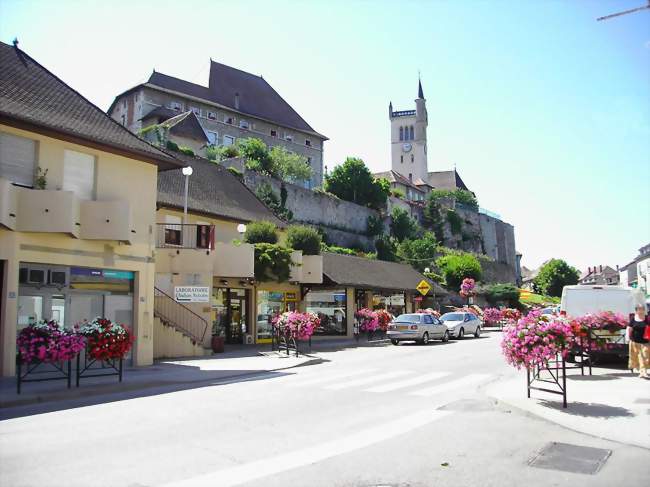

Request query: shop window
[
  {"left": 256, "top": 290, "right": 297, "bottom": 342},
  {"left": 63, "top": 149, "right": 95, "bottom": 200},
  {"left": 17, "top": 295, "right": 43, "bottom": 328},
  {"left": 0, "top": 131, "right": 37, "bottom": 187},
  {"left": 305, "top": 289, "right": 347, "bottom": 335}
]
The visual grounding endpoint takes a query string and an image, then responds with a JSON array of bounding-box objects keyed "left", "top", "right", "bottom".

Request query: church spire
[{"left": 418, "top": 77, "right": 424, "bottom": 99}]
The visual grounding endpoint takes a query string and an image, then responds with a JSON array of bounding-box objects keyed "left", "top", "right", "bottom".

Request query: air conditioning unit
[
  {"left": 24, "top": 265, "right": 47, "bottom": 285},
  {"left": 245, "top": 334, "right": 254, "bottom": 345},
  {"left": 49, "top": 268, "right": 69, "bottom": 287}
]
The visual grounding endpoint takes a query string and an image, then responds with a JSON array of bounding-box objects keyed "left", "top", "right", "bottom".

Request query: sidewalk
[
  {"left": 0, "top": 348, "right": 322, "bottom": 411},
  {"left": 487, "top": 366, "right": 650, "bottom": 449}
]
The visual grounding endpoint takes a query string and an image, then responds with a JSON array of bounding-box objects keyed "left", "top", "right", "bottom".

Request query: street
[{"left": 1, "top": 332, "right": 648, "bottom": 487}]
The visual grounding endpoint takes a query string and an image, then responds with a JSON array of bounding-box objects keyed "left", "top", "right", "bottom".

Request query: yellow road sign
[{"left": 416, "top": 280, "right": 432, "bottom": 296}]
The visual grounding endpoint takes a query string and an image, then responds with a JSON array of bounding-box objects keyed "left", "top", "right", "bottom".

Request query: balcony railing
[{"left": 156, "top": 223, "right": 215, "bottom": 250}]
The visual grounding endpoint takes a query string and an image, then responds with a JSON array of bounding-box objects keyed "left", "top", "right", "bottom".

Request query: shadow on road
[{"left": 538, "top": 399, "right": 634, "bottom": 418}]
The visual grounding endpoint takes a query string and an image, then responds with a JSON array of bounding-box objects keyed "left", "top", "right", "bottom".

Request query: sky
[{"left": 1, "top": 0, "right": 649, "bottom": 272}]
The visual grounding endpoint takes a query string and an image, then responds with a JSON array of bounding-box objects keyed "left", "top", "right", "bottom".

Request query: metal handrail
[
  {"left": 155, "top": 223, "right": 215, "bottom": 250},
  {"left": 153, "top": 287, "right": 209, "bottom": 344}
]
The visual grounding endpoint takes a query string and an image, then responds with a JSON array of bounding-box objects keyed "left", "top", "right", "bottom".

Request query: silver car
[
  {"left": 440, "top": 312, "right": 482, "bottom": 339},
  {"left": 387, "top": 313, "right": 450, "bottom": 345}
]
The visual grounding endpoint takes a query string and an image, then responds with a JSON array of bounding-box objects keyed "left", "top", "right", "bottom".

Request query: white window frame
[
  {"left": 190, "top": 106, "right": 201, "bottom": 117},
  {"left": 223, "top": 135, "right": 235, "bottom": 146},
  {"left": 207, "top": 111, "right": 217, "bottom": 121},
  {"left": 0, "top": 131, "right": 38, "bottom": 187},
  {"left": 170, "top": 101, "right": 183, "bottom": 111},
  {"left": 239, "top": 120, "right": 249, "bottom": 129},
  {"left": 206, "top": 131, "right": 219, "bottom": 146},
  {"left": 285, "top": 134, "right": 293, "bottom": 142}
]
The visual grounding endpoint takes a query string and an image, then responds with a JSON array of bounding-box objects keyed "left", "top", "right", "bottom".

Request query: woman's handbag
[{"left": 643, "top": 324, "right": 650, "bottom": 341}]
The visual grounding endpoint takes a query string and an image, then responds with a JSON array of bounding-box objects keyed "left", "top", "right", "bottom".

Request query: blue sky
[{"left": 2, "top": 0, "right": 648, "bottom": 272}]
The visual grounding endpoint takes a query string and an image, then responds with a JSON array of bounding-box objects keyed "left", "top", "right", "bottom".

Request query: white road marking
[
  {"left": 161, "top": 409, "right": 451, "bottom": 487},
  {"left": 324, "top": 370, "right": 413, "bottom": 390},
  {"left": 410, "top": 373, "right": 491, "bottom": 397},
  {"left": 364, "top": 371, "right": 451, "bottom": 393},
  {"left": 286, "top": 368, "right": 378, "bottom": 387}
]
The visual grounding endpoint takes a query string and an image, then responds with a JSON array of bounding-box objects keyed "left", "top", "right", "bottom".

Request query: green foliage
[
  {"left": 269, "top": 146, "right": 312, "bottom": 183},
  {"left": 255, "top": 183, "right": 293, "bottom": 221},
  {"left": 424, "top": 271, "right": 444, "bottom": 284},
  {"left": 423, "top": 196, "right": 445, "bottom": 242},
  {"left": 178, "top": 146, "right": 195, "bottom": 156},
  {"left": 533, "top": 259, "right": 580, "bottom": 297},
  {"left": 324, "top": 157, "right": 390, "bottom": 210},
  {"left": 391, "top": 188, "right": 405, "bottom": 199},
  {"left": 435, "top": 253, "right": 482, "bottom": 289},
  {"left": 205, "top": 145, "right": 221, "bottom": 162},
  {"left": 287, "top": 225, "right": 322, "bottom": 255},
  {"left": 375, "top": 235, "right": 397, "bottom": 262},
  {"left": 34, "top": 166, "right": 48, "bottom": 190},
  {"left": 244, "top": 221, "right": 278, "bottom": 244},
  {"left": 397, "top": 232, "right": 439, "bottom": 272},
  {"left": 446, "top": 209, "right": 462, "bottom": 235},
  {"left": 366, "top": 215, "right": 384, "bottom": 237},
  {"left": 222, "top": 145, "right": 240, "bottom": 159},
  {"left": 484, "top": 283, "right": 520, "bottom": 307},
  {"left": 322, "top": 243, "right": 356, "bottom": 256},
  {"left": 254, "top": 243, "right": 293, "bottom": 282},
  {"left": 429, "top": 189, "right": 479, "bottom": 211},
  {"left": 390, "top": 207, "right": 418, "bottom": 242},
  {"left": 227, "top": 166, "right": 243, "bottom": 179},
  {"left": 237, "top": 138, "right": 272, "bottom": 173},
  {"left": 166, "top": 140, "right": 179, "bottom": 152}
]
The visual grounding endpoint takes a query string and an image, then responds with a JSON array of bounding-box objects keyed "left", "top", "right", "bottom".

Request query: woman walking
[{"left": 628, "top": 304, "right": 649, "bottom": 379}]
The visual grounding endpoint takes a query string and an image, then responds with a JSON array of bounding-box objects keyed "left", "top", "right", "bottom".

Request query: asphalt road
[{"left": 0, "top": 331, "right": 648, "bottom": 487}]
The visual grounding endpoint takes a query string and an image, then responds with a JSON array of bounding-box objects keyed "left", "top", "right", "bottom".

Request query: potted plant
[
  {"left": 77, "top": 318, "right": 134, "bottom": 361},
  {"left": 211, "top": 322, "right": 225, "bottom": 353},
  {"left": 17, "top": 320, "right": 85, "bottom": 364}
]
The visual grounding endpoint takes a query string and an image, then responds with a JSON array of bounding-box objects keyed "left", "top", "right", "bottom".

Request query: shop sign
[
  {"left": 416, "top": 280, "right": 431, "bottom": 296},
  {"left": 71, "top": 267, "right": 134, "bottom": 280},
  {"left": 174, "top": 286, "right": 210, "bottom": 303},
  {"left": 390, "top": 294, "right": 405, "bottom": 306},
  {"left": 285, "top": 292, "right": 298, "bottom": 301}
]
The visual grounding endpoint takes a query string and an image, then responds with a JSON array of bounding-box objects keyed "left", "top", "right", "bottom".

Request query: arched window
[
  {"left": 399, "top": 126, "right": 403, "bottom": 141},
  {"left": 410, "top": 126, "right": 414, "bottom": 140}
]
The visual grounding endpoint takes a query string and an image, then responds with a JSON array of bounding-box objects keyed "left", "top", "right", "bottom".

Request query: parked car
[
  {"left": 387, "top": 313, "right": 449, "bottom": 345},
  {"left": 439, "top": 312, "right": 482, "bottom": 339},
  {"left": 540, "top": 306, "right": 560, "bottom": 316}
]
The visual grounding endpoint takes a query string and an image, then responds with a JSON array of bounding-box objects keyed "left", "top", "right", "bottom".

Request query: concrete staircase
[{"left": 153, "top": 317, "right": 210, "bottom": 359}]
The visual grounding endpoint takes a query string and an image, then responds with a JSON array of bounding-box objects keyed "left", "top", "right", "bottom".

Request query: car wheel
[
  {"left": 474, "top": 326, "right": 481, "bottom": 338},
  {"left": 442, "top": 331, "right": 450, "bottom": 342},
  {"left": 391, "top": 339, "right": 399, "bottom": 346},
  {"left": 421, "top": 332, "right": 430, "bottom": 345},
  {"left": 457, "top": 328, "right": 465, "bottom": 340}
]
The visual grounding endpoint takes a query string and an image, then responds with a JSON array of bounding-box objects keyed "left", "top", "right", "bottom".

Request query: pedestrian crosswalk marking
[
  {"left": 364, "top": 371, "right": 451, "bottom": 393},
  {"left": 324, "top": 370, "right": 412, "bottom": 390},
  {"left": 287, "top": 368, "right": 378, "bottom": 387},
  {"left": 410, "top": 373, "right": 490, "bottom": 397}
]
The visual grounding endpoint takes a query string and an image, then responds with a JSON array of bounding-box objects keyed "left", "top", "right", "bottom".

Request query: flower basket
[
  {"left": 76, "top": 318, "right": 134, "bottom": 384},
  {"left": 416, "top": 308, "right": 441, "bottom": 318},
  {"left": 459, "top": 278, "right": 476, "bottom": 298},
  {"left": 483, "top": 308, "right": 503, "bottom": 326},
  {"left": 355, "top": 308, "right": 379, "bottom": 332},
  {"left": 376, "top": 310, "right": 393, "bottom": 332},
  {"left": 273, "top": 311, "right": 320, "bottom": 341}
]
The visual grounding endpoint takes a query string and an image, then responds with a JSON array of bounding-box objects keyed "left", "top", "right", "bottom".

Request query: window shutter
[
  {"left": 0, "top": 132, "right": 37, "bottom": 186},
  {"left": 63, "top": 150, "right": 95, "bottom": 200}
]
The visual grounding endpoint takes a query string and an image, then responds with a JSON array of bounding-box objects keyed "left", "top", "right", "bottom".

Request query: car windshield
[
  {"left": 394, "top": 314, "right": 422, "bottom": 323},
  {"left": 540, "top": 309, "right": 554, "bottom": 315},
  {"left": 440, "top": 313, "right": 465, "bottom": 321}
]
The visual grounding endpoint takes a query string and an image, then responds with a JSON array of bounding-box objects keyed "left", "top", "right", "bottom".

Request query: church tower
[{"left": 389, "top": 79, "right": 428, "bottom": 183}]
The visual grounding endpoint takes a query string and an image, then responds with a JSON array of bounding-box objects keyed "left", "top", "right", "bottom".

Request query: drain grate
[{"left": 529, "top": 442, "right": 611, "bottom": 475}]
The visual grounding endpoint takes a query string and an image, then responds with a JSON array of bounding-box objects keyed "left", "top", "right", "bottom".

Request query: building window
[
  {"left": 170, "top": 101, "right": 183, "bottom": 111},
  {"left": 121, "top": 114, "right": 126, "bottom": 126},
  {"left": 399, "top": 126, "right": 404, "bottom": 141},
  {"left": 190, "top": 106, "right": 201, "bottom": 117},
  {"left": 164, "top": 214, "right": 182, "bottom": 246},
  {"left": 410, "top": 126, "right": 414, "bottom": 140},
  {"left": 285, "top": 134, "right": 293, "bottom": 142},
  {"left": 239, "top": 120, "right": 249, "bottom": 129},
  {"left": 225, "top": 116, "right": 234, "bottom": 124},
  {"left": 305, "top": 289, "right": 347, "bottom": 336},
  {"left": 256, "top": 291, "right": 297, "bottom": 342},
  {"left": 0, "top": 131, "right": 37, "bottom": 187},
  {"left": 270, "top": 130, "right": 277, "bottom": 137},
  {"left": 63, "top": 149, "right": 95, "bottom": 200},
  {"left": 207, "top": 111, "right": 217, "bottom": 120},
  {"left": 207, "top": 131, "right": 218, "bottom": 146},
  {"left": 411, "top": 154, "right": 414, "bottom": 163},
  {"left": 223, "top": 135, "right": 235, "bottom": 146},
  {"left": 307, "top": 156, "right": 312, "bottom": 166},
  {"left": 400, "top": 155, "right": 403, "bottom": 163},
  {"left": 305, "top": 139, "right": 311, "bottom": 147},
  {"left": 409, "top": 173, "right": 412, "bottom": 181}
]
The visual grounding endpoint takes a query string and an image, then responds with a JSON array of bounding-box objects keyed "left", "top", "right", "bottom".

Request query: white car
[
  {"left": 439, "top": 312, "right": 481, "bottom": 339},
  {"left": 387, "top": 313, "right": 449, "bottom": 345}
]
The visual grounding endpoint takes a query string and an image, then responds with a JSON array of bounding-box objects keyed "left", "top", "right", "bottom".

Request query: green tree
[
  {"left": 428, "top": 188, "right": 479, "bottom": 211},
  {"left": 484, "top": 283, "right": 521, "bottom": 308},
  {"left": 389, "top": 207, "right": 418, "bottom": 242},
  {"left": 244, "top": 221, "right": 278, "bottom": 244},
  {"left": 237, "top": 138, "right": 272, "bottom": 173},
  {"left": 254, "top": 243, "right": 293, "bottom": 282},
  {"left": 287, "top": 225, "right": 322, "bottom": 255},
  {"left": 269, "top": 146, "right": 312, "bottom": 183},
  {"left": 397, "top": 232, "right": 439, "bottom": 272},
  {"left": 255, "top": 183, "right": 293, "bottom": 221},
  {"left": 423, "top": 195, "right": 445, "bottom": 242},
  {"left": 366, "top": 215, "right": 384, "bottom": 237},
  {"left": 324, "top": 157, "right": 390, "bottom": 210},
  {"left": 375, "top": 235, "right": 397, "bottom": 262},
  {"left": 533, "top": 259, "right": 580, "bottom": 297},
  {"left": 435, "top": 253, "right": 482, "bottom": 289}
]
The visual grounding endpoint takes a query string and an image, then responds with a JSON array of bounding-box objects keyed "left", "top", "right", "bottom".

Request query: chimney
[
  {"left": 588, "top": 267, "right": 591, "bottom": 274},
  {"left": 616, "top": 264, "right": 619, "bottom": 272},
  {"left": 234, "top": 92, "right": 240, "bottom": 110},
  {"left": 599, "top": 265, "right": 602, "bottom": 273}
]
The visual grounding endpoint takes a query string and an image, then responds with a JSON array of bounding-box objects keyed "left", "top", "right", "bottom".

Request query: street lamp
[
  {"left": 182, "top": 166, "right": 193, "bottom": 224},
  {"left": 237, "top": 223, "right": 247, "bottom": 235}
]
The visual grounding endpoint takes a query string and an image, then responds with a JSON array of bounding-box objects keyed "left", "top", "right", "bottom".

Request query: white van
[{"left": 560, "top": 285, "right": 645, "bottom": 358}]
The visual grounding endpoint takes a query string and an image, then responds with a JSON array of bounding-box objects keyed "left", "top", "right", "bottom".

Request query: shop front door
[{"left": 226, "top": 289, "right": 248, "bottom": 344}]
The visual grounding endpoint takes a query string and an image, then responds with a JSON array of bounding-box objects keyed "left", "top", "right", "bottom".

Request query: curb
[{"left": 0, "top": 356, "right": 325, "bottom": 410}]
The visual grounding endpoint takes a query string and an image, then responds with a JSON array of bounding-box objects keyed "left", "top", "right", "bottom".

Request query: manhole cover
[{"left": 529, "top": 442, "right": 611, "bottom": 475}]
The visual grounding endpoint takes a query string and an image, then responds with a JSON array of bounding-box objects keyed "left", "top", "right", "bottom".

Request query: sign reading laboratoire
[
  {"left": 174, "top": 286, "right": 210, "bottom": 303},
  {"left": 416, "top": 280, "right": 432, "bottom": 296}
]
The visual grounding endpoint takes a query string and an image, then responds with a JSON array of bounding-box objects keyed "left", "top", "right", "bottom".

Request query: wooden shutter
[{"left": 0, "top": 132, "right": 37, "bottom": 186}]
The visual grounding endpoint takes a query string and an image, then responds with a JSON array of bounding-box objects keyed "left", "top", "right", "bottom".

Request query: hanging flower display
[
  {"left": 483, "top": 308, "right": 503, "bottom": 326},
  {"left": 273, "top": 311, "right": 320, "bottom": 341},
  {"left": 77, "top": 318, "right": 134, "bottom": 361},
  {"left": 416, "top": 308, "right": 441, "bottom": 318},
  {"left": 459, "top": 278, "right": 476, "bottom": 298},
  {"left": 355, "top": 308, "right": 379, "bottom": 332},
  {"left": 17, "top": 320, "right": 86, "bottom": 364},
  {"left": 501, "top": 310, "right": 575, "bottom": 369},
  {"left": 376, "top": 310, "right": 393, "bottom": 331},
  {"left": 569, "top": 311, "right": 628, "bottom": 350},
  {"left": 501, "top": 308, "right": 522, "bottom": 324}
]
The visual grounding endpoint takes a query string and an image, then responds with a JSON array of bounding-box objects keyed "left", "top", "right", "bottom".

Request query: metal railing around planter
[
  {"left": 155, "top": 223, "right": 215, "bottom": 250},
  {"left": 154, "top": 287, "right": 209, "bottom": 345}
]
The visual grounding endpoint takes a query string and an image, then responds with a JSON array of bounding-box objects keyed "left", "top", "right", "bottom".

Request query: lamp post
[
  {"left": 237, "top": 223, "right": 247, "bottom": 236},
  {"left": 182, "top": 166, "right": 193, "bottom": 224}
]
